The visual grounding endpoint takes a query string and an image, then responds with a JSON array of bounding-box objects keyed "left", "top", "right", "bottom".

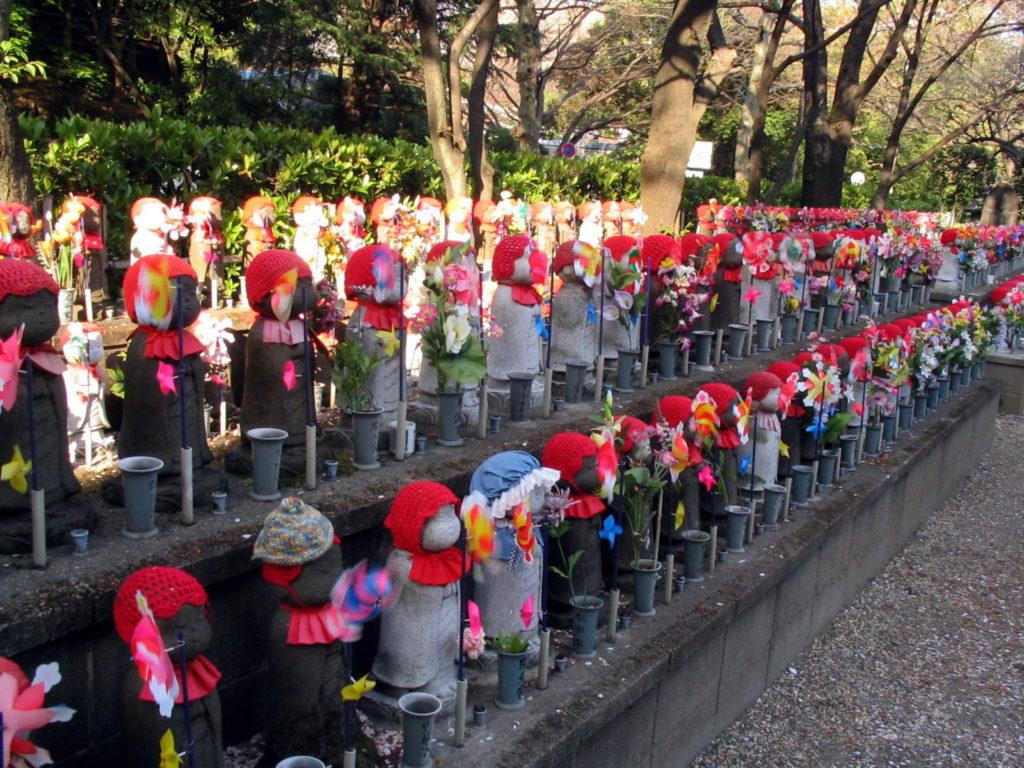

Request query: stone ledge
[{"left": 430, "top": 379, "right": 999, "bottom": 768}]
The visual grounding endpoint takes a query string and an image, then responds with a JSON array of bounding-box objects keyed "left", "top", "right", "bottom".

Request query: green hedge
[{"left": 21, "top": 110, "right": 745, "bottom": 258}]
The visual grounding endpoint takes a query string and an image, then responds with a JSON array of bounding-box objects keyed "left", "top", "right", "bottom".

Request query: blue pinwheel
[{"left": 598, "top": 514, "right": 623, "bottom": 549}]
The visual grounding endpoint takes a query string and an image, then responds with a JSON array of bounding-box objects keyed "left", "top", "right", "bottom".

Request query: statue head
[
  {"left": 345, "top": 244, "right": 402, "bottom": 304},
  {"left": 469, "top": 451, "right": 560, "bottom": 524},
  {"left": 291, "top": 196, "right": 326, "bottom": 228},
  {"left": 494, "top": 236, "right": 546, "bottom": 287},
  {"left": 0, "top": 259, "right": 60, "bottom": 346},
  {"left": 131, "top": 197, "right": 169, "bottom": 234},
  {"left": 114, "top": 566, "right": 212, "bottom": 661},
  {"left": 188, "top": 196, "right": 222, "bottom": 231},
  {"left": 245, "top": 249, "right": 315, "bottom": 321},
  {"left": 123, "top": 254, "right": 201, "bottom": 330},
  {"left": 542, "top": 432, "right": 601, "bottom": 496},
  {"left": 4, "top": 203, "right": 34, "bottom": 237},
  {"left": 385, "top": 481, "right": 462, "bottom": 557},
  {"left": 745, "top": 371, "right": 784, "bottom": 413},
  {"left": 243, "top": 196, "right": 277, "bottom": 230}
]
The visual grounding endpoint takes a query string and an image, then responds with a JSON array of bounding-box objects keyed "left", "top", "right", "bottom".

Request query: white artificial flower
[{"left": 444, "top": 314, "right": 471, "bottom": 354}]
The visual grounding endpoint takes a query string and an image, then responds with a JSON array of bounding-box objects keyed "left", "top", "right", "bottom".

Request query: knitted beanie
[
  {"left": 879, "top": 323, "right": 904, "bottom": 341},
  {"left": 767, "top": 360, "right": 800, "bottom": 382},
  {"left": 839, "top": 336, "right": 868, "bottom": 359},
  {"left": 893, "top": 318, "right": 916, "bottom": 333},
  {"left": 697, "top": 382, "right": 739, "bottom": 416},
  {"left": 123, "top": 254, "right": 196, "bottom": 324},
  {"left": 678, "top": 233, "right": 708, "bottom": 259},
  {"left": 426, "top": 240, "right": 471, "bottom": 264},
  {"left": 792, "top": 351, "right": 815, "bottom": 369},
  {"left": 0, "top": 657, "right": 28, "bottom": 692},
  {"left": 746, "top": 371, "right": 783, "bottom": 402},
  {"left": 245, "top": 249, "right": 312, "bottom": 307},
  {"left": 131, "top": 197, "right": 164, "bottom": 220},
  {"left": 113, "top": 566, "right": 209, "bottom": 644},
  {"left": 810, "top": 231, "right": 834, "bottom": 249},
  {"left": 657, "top": 395, "right": 693, "bottom": 428},
  {"left": 242, "top": 196, "right": 275, "bottom": 223},
  {"left": 541, "top": 432, "right": 597, "bottom": 492},
  {"left": 291, "top": 195, "right": 321, "bottom": 215},
  {"left": 65, "top": 195, "right": 102, "bottom": 214},
  {"left": 188, "top": 196, "right": 221, "bottom": 216},
  {"left": 640, "top": 234, "right": 681, "bottom": 267},
  {"left": 492, "top": 236, "right": 533, "bottom": 281},
  {"left": 0, "top": 258, "right": 58, "bottom": 301},
  {"left": 345, "top": 244, "right": 398, "bottom": 299},
  {"left": 711, "top": 233, "right": 737, "bottom": 254},
  {"left": 253, "top": 496, "right": 335, "bottom": 567},
  {"left": 554, "top": 240, "right": 577, "bottom": 274},
  {"left": 817, "top": 344, "right": 843, "bottom": 366},
  {"left": 385, "top": 481, "right": 460, "bottom": 555},
  {"left": 770, "top": 232, "right": 787, "bottom": 248},
  {"left": 619, "top": 416, "right": 649, "bottom": 454},
  {"left": 472, "top": 200, "right": 495, "bottom": 225},
  {"left": 603, "top": 235, "right": 639, "bottom": 262},
  {"left": 939, "top": 229, "right": 959, "bottom": 245}
]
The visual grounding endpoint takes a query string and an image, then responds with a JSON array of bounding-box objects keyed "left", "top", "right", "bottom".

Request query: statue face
[
  {"left": 421, "top": 503, "right": 460, "bottom": 552},
  {"left": 573, "top": 456, "right": 600, "bottom": 494},
  {"left": 630, "top": 438, "right": 652, "bottom": 465},
  {"left": 526, "top": 483, "right": 550, "bottom": 515},
  {"left": 172, "top": 277, "right": 202, "bottom": 327},
  {"left": 257, "top": 276, "right": 315, "bottom": 321},
  {"left": 82, "top": 208, "right": 101, "bottom": 235},
  {"left": 0, "top": 292, "right": 60, "bottom": 346},
  {"left": 134, "top": 203, "right": 168, "bottom": 232},
  {"left": 760, "top": 387, "right": 781, "bottom": 412},
  {"left": 155, "top": 603, "right": 212, "bottom": 662},
  {"left": 511, "top": 252, "right": 533, "bottom": 284},
  {"left": 284, "top": 546, "right": 342, "bottom": 608},
  {"left": 12, "top": 212, "right": 31, "bottom": 236}
]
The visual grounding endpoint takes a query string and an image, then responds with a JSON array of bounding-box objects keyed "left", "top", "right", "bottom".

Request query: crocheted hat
[
  {"left": 541, "top": 432, "right": 597, "bottom": 492},
  {"left": 123, "top": 254, "right": 196, "bottom": 324},
  {"left": 711, "top": 233, "right": 736, "bottom": 254},
  {"left": 554, "top": 240, "right": 577, "bottom": 274},
  {"left": 385, "top": 482, "right": 460, "bottom": 554},
  {"left": 131, "top": 197, "right": 164, "bottom": 220},
  {"left": 619, "top": 415, "right": 650, "bottom": 453},
  {"left": 345, "top": 244, "right": 398, "bottom": 299},
  {"left": 492, "top": 236, "right": 533, "bottom": 281},
  {"left": 245, "top": 249, "right": 312, "bottom": 307},
  {"left": 879, "top": 323, "right": 904, "bottom": 341},
  {"left": 767, "top": 360, "right": 800, "bottom": 383},
  {"left": 291, "top": 195, "right": 322, "bottom": 215},
  {"left": 470, "top": 451, "right": 560, "bottom": 520},
  {"left": 792, "top": 351, "right": 815, "bottom": 369},
  {"left": 0, "top": 657, "right": 28, "bottom": 692},
  {"left": 188, "top": 196, "right": 221, "bottom": 216},
  {"left": 472, "top": 199, "right": 495, "bottom": 225},
  {"left": 697, "top": 382, "right": 739, "bottom": 416},
  {"left": 3, "top": 202, "right": 34, "bottom": 225},
  {"left": 839, "top": 336, "right": 868, "bottom": 358},
  {"left": 426, "top": 240, "right": 471, "bottom": 264},
  {"left": 0, "top": 258, "right": 58, "bottom": 301},
  {"left": 639, "top": 234, "right": 681, "bottom": 267},
  {"left": 657, "top": 395, "right": 693, "bottom": 428},
  {"left": 746, "top": 371, "right": 782, "bottom": 402},
  {"left": 113, "top": 566, "right": 208, "bottom": 644},
  {"left": 253, "top": 496, "right": 335, "bottom": 567},
  {"left": 242, "top": 196, "right": 275, "bottom": 224},
  {"left": 678, "top": 233, "right": 708, "bottom": 260},
  {"left": 939, "top": 229, "right": 959, "bottom": 245},
  {"left": 603, "top": 235, "right": 639, "bottom": 263},
  {"left": 810, "top": 231, "right": 834, "bottom": 249}
]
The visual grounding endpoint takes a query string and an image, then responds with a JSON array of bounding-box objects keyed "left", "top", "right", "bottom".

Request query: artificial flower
[
  {"left": 444, "top": 314, "right": 472, "bottom": 355},
  {"left": 341, "top": 675, "right": 376, "bottom": 702},
  {"left": 1, "top": 446, "right": 30, "bottom": 495}
]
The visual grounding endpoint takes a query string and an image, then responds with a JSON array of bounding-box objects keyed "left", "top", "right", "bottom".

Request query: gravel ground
[{"left": 693, "top": 414, "right": 1024, "bottom": 768}]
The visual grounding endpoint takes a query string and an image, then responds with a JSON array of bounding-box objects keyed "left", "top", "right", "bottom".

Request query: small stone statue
[
  {"left": 576, "top": 202, "right": 603, "bottom": 248},
  {"left": 187, "top": 197, "right": 225, "bottom": 297},
  {"left": 710, "top": 233, "right": 744, "bottom": 332},
  {"left": 291, "top": 196, "right": 328, "bottom": 282},
  {"left": 445, "top": 197, "right": 474, "bottom": 244},
  {"left": 620, "top": 202, "right": 647, "bottom": 238},
  {"left": 372, "top": 481, "right": 467, "bottom": 714},
  {"left": 252, "top": 497, "right": 345, "bottom": 766},
  {"left": 0, "top": 261, "right": 95, "bottom": 554},
  {"left": 554, "top": 201, "right": 577, "bottom": 245},
  {"left": 0, "top": 202, "right": 38, "bottom": 259},
  {"left": 655, "top": 395, "right": 703, "bottom": 533},
  {"left": 549, "top": 240, "right": 599, "bottom": 372},
  {"left": 469, "top": 452, "right": 559, "bottom": 652},
  {"left": 739, "top": 231, "right": 780, "bottom": 326},
  {"left": 242, "top": 196, "right": 277, "bottom": 265},
  {"left": 65, "top": 195, "right": 108, "bottom": 302},
  {"left": 541, "top": 432, "right": 609, "bottom": 625},
  {"left": 531, "top": 201, "right": 556, "bottom": 256},
  {"left": 114, "top": 566, "right": 223, "bottom": 768},
  {"left": 370, "top": 195, "right": 402, "bottom": 249},
  {"left": 696, "top": 382, "right": 748, "bottom": 512},
  {"left": 334, "top": 196, "right": 367, "bottom": 254},
  {"left": 228, "top": 249, "right": 316, "bottom": 475},
  {"left": 344, "top": 244, "right": 403, "bottom": 419},
  {"left": 601, "top": 201, "right": 621, "bottom": 240},
  {"left": 809, "top": 231, "right": 835, "bottom": 278},
  {"left": 736, "top": 371, "right": 783, "bottom": 492},
  {"left": 601, "top": 235, "right": 643, "bottom": 358},
  {"left": 767, "top": 361, "right": 803, "bottom": 479},
  {"left": 60, "top": 321, "right": 110, "bottom": 461},
  {"left": 112, "top": 254, "right": 223, "bottom": 512},
  {"left": 129, "top": 197, "right": 170, "bottom": 264},
  {"left": 486, "top": 236, "right": 546, "bottom": 388}
]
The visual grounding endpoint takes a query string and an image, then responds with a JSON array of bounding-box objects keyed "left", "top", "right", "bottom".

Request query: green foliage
[
  {"left": 823, "top": 411, "right": 853, "bottom": 449},
  {"left": 548, "top": 519, "right": 585, "bottom": 601},
  {"left": 331, "top": 338, "right": 382, "bottom": 413},
  {"left": 490, "top": 632, "right": 530, "bottom": 654}
]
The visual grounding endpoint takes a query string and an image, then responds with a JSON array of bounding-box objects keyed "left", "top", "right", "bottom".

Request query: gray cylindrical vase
[
  {"left": 839, "top": 433, "right": 858, "bottom": 469},
  {"left": 911, "top": 285, "right": 924, "bottom": 306},
  {"left": 436, "top": 391, "right": 464, "bottom": 447},
  {"left": 614, "top": 348, "right": 639, "bottom": 393},
  {"left": 564, "top": 360, "right": 588, "bottom": 403},
  {"left": 726, "top": 324, "right": 748, "bottom": 359},
  {"left": 801, "top": 308, "right": 820, "bottom": 337},
  {"left": 248, "top": 427, "right": 288, "bottom": 499},
  {"left": 926, "top": 384, "right": 939, "bottom": 412},
  {"left": 275, "top": 758, "right": 327, "bottom": 768},
  {"left": 881, "top": 413, "right": 896, "bottom": 443},
  {"left": 937, "top": 376, "right": 950, "bottom": 402},
  {"left": 780, "top": 314, "right": 798, "bottom": 344},
  {"left": 822, "top": 304, "right": 841, "bottom": 330},
  {"left": 119, "top": 456, "right": 163, "bottom": 538},
  {"left": 790, "top": 465, "right": 814, "bottom": 504},
  {"left": 70, "top": 528, "right": 89, "bottom": 555},
  {"left": 817, "top": 451, "right": 838, "bottom": 487},
  {"left": 898, "top": 402, "right": 913, "bottom": 430},
  {"left": 681, "top": 530, "right": 709, "bottom": 581},
  {"left": 949, "top": 369, "right": 962, "bottom": 396},
  {"left": 761, "top": 484, "right": 786, "bottom": 529},
  {"left": 692, "top": 330, "right": 715, "bottom": 370},
  {"left": 863, "top": 423, "right": 883, "bottom": 456},
  {"left": 570, "top": 595, "right": 604, "bottom": 657},
  {"left": 631, "top": 559, "right": 661, "bottom": 616},
  {"left": 656, "top": 342, "right": 678, "bottom": 380},
  {"left": 508, "top": 372, "right": 535, "bottom": 421},
  {"left": 725, "top": 505, "right": 752, "bottom": 553},
  {"left": 971, "top": 361, "right": 982, "bottom": 380},
  {"left": 398, "top": 692, "right": 442, "bottom": 768},
  {"left": 913, "top": 392, "right": 928, "bottom": 419},
  {"left": 755, "top": 318, "right": 774, "bottom": 351},
  {"left": 495, "top": 651, "right": 527, "bottom": 710},
  {"left": 351, "top": 410, "right": 382, "bottom": 470}
]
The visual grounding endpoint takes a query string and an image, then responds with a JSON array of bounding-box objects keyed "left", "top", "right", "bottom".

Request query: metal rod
[
  {"left": 395, "top": 259, "right": 408, "bottom": 460},
  {"left": 663, "top": 552, "right": 674, "bottom": 605},
  {"left": 176, "top": 280, "right": 193, "bottom": 525},
  {"left": 176, "top": 630, "right": 196, "bottom": 768}
]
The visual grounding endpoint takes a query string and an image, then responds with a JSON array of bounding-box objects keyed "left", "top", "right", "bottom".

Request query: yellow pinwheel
[
  {"left": 159, "top": 730, "right": 182, "bottom": 768},
  {"left": 342, "top": 674, "right": 376, "bottom": 702},
  {"left": 2, "top": 445, "right": 31, "bottom": 494},
  {"left": 376, "top": 330, "right": 401, "bottom": 357},
  {"left": 668, "top": 427, "right": 694, "bottom": 482}
]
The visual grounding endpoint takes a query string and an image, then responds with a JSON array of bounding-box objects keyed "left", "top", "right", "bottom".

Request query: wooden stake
[
  {"left": 477, "top": 382, "right": 489, "bottom": 439},
  {"left": 663, "top": 553, "right": 674, "bottom": 606},
  {"left": 180, "top": 447, "right": 194, "bottom": 525},
  {"left": 305, "top": 424, "right": 317, "bottom": 490},
  {"left": 394, "top": 401, "right": 408, "bottom": 461},
  {"left": 713, "top": 329, "right": 723, "bottom": 368},
  {"left": 606, "top": 587, "right": 620, "bottom": 643},
  {"left": 708, "top": 524, "right": 718, "bottom": 574},
  {"left": 31, "top": 489, "right": 45, "bottom": 568},
  {"left": 593, "top": 356, "right": 605, "bottom": 402},
  {"left": 542, "top": 366, "right": 553, "bottom": 418},
  {"left": 537, "top": 628, "right": 551, "bottom": 690},
  {"left": 639, "top": 344, "right": 650, "bottom": 389},
  {"left": 454, "top": 678, "right": 468, "bottom": 747}
]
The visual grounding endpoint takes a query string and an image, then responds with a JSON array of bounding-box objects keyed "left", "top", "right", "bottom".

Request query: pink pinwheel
[
  {"left": 462, "top": 600, "right": 485, "bottom": 661},
  {"left": 778, "top": 279, "right": 795, "bottom": 296},
  {"left": 130, "top": 592, "right": 180, "bottom": 717},
  {"left": 528, "top": 245, "right": 548, "bottom": 286},
  {"left": 156, "top": 361, "right": 177, "bottom": 396},
  {"left": 777, "top": 372, "right": 800, "bottom": 414},
  {"left": 743, "top": 286, "right": 763, "bottom": 304},
  {"left": 0, "top": 326, "right": 24, "bottom": 413},
  {"left": 282, "top": 360, "right": 297, "bottom": 391},
  {"left": 520, "top": 595, "right": 535, "bottom": 630},
  {"left": 1, "top": 662, "right": 74, "bottom": 768},
  {"left": 331, "top": 560, "right": 395, "bottom": 642},
  {"left": 851, "top": 348, "right": 871, "bottom": 383},
  {"left": 590, "top": 430, "right": 619, "bottom": 502},
  {"left": 698, "top": 464, "right": 717, "bottom": 492},
  {"left": 371, "top": 246, "right": 396, "bottom": 296}
]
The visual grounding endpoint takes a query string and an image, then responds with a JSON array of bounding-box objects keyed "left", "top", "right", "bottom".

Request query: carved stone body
[
  {"left": 550, "top": 278, "right": 597, "bottom": 373},
  {"left": 486, "top": 286, "right": 541, "bottom": 385}
]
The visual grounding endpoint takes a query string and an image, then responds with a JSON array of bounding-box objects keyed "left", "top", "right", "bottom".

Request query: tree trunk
[
  {"left": 735, "top": 12, "right": 775, "bottom": 184},
  {"left": 470, "top": 0, "right": 498, "bottom": 200},
  {"left": 515, "top": 0, "right": 541, "bottom": 152},
  {"left": 799, "top": 0, "right": 833, "bottom": 206},
  {"left": 639, "top": 0, "right": 720, "bottom": 234},
  {"left": 0, "top": 0, "right": 34, "bottom": 205}
]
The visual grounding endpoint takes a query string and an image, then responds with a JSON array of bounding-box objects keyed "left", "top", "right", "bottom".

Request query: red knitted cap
[
  {"left": 242, "top": 196, "right": 275, "bottom": 223},
  {"left": 619, "top": 415, "right": 649, "bottom": 454},
  {"left": 879, "top": 323, "right": 904, "bottom": 341},
  {"left": 746, "top": 371, "right": 782, "bottom": 402},
  {"left": 245, "top": 249, "right": 312, "bottom": 306},
  {"left": 385, "top": 481, "right": 460, "bottom": 555},
  {"left": 345, "top": 244, "right": 399, "bottom": 299},
  {"left": 697, "top": 382, "right": 739, "bottom": 415},
  {"left": 541, "top": 432, "right": 597, "bottom": 492},
  {"left": 291, "top": 195, "right": 321, "bottom": 215},
  {"left": 113, "top": 566, "right": 209, "bottom": 644},
  {"left": 678, "top": 233, "right": 709, "bottom": 259},
  {"left": 712, "top": 233, "right": 736, "bottom": 253},
  {"left": 811, "top": 231, "right": 834, "bottom": 249},
  {"left": 131, "top": 197, "right": 165, "bottom": 219},
  {"left": 493, "top": 236, "right": 534, "bottom": 281},
  {"left": 939, "top": 229, "right": 959, "bottom": 245},
  {"left": 657, "top": 395, "right": 693, "bottom": 428},
  {"left": 603, "top": 235, "right": 640, "bottom": 262},
  {"left": 3, "top": 202, "right": 34, "bottom": 223},
  {"left": 792, "top": 351, "right": 815, "bottom": 368},
  {"left": 640, "top": 234, "right": 681, "bottom": 267},
  {"left": 817, "top": 344, "right": 843, "bottom": 366},
  {"left": 893, "top": 318, "right": 915, "bottom": 332},
  {"left": 839, "top": 337, "right": 868, "bottom": 358},
  {"left": 426, "top": 240, "right": 472, "bottom": 264},
  {"left": 0, "top": 657, "right": 28, "bottom": 692},
  {"left": 767, "top": 361, "right": 800, "bottom": 382},
  {"left": 123, "top": 254, "right": 197, "bottom": 324},
  {"left": 554, "top": 241, "right": 578, "bottom": 274},
  {"left": 0, "top": 258, "right": 58, "bottom": 301}
]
